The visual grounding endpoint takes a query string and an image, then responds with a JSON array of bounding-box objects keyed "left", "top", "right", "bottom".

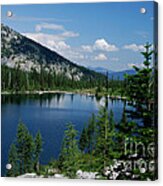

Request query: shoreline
[
  {"left": 1, "top": 90, "right": 76, "bottom": 95},
  {"left": 1, "top": 90, "right": 127, "bottom": 100}
]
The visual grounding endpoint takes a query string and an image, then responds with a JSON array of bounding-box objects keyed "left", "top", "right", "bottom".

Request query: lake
[{"left": 1, "top": 93, "right": 133, "bottom": 176}]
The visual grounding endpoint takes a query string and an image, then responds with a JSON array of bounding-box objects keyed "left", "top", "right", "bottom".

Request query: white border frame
[{"left": 0, "top": 0, "right": 162, "bottom": 185}]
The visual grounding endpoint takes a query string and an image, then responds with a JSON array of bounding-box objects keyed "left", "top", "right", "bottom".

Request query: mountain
[
  {"left": 1, "top": 24, "right": 104, "bottom": 82},
  {"left": 88, "top": 66, "right": 135, "bottom": 80},
  {"left": 108, "top": 69, "right": 136, "bottom": 80},
  {"left": 88, "top": 66, "right": 113, "bottom": 74}
]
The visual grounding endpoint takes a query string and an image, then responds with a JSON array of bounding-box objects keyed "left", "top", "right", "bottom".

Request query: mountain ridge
[
  {"left": 1, "top": 24, "right": 105, "bottom": 82},
  {"left": 88, "top": 66, "right": 135, "bottom": 80}
]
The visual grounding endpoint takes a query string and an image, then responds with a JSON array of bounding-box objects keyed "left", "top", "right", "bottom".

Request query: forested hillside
[{"left": 1, "top": 24, "right": 106, "bottom": 91}]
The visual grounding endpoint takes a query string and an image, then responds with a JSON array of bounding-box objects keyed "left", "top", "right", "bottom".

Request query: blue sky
[{"left": 1, "top": 2, "right": 156, "bottom": 71}]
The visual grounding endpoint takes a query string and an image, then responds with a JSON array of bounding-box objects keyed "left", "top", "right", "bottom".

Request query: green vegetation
[
  {"left": 7, "top": 106, "right": 156, "bottom": 180},
  {"left": 6, "top": 43, "right": 157, "bottom": 180},
  {"left": 1, "top": 64, "right": 104, "bottom": 92},
  {"left": 1, "top": 63, "right": 126, "bottom": 98},
  {"left": 125, "top": 43, "right": 155, "bottom": 126},
  {"left": 59, "top": 123, "right": 80, "bottom": 178},
  {"left": 6, "top": 122, "right": 43, "bottom": 177}
]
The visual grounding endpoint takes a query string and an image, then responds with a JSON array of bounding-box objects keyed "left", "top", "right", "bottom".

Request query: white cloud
[
  {"left": 22, "top": 33, "right": 71, "bottom": 52},
  {"left": 123, "top": 44, "right": 145, "bottom": 52},
  {"left": 22, "top": 20, "right": 79, "bottom": 53},
  {"left": 61, "top": 31, "right": 79, "bottom": 38},
  {"left": 22, "top": 32, "right": 85, "bottom": 63},
  {"left": 22, "top": 24, "right": 119, "bottom": 65},
  {"left": 35, "top": 23, "right": 65, "bottom": 32},
  {"left": 81, "top": 39, "right": 118, "bottom": 53},
  {"left": 66, "top": 50, "right": 85, "bottom": 60},
  {"left": 93, "top": 39, "right": 119, "bottom": 52},
  {"left": 21, "top": 22, "right": 83, "bottom": 63},
  {"left": 57, "top": 41, "right": 71, "bottom": 50},
  {"left": 35, "top": 23, "right": 79, "bottom": 38},
  {"left": 47, "top": 40, "right": 71, "bottom": 51},
  {"left": 81, "top": 45, "right": 93, "bottom": 52},
  {"left": 94, "top": 53, "right": 108, "bottom": 61},
  {"left": 23, "top": 32, "right": 61, "bottom": 42}
]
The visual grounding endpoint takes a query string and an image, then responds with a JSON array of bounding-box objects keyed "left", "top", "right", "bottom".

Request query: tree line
[
  {"left": 1, "top": 64, "right": 106, "bottom": 92},
  {"left": 2, "top": 63, "right": 126, "bottom": 97}
]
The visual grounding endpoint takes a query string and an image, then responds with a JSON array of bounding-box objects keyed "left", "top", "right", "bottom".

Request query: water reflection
[{"left": 1, "top": 93, "right": 138, "bottom": 176}]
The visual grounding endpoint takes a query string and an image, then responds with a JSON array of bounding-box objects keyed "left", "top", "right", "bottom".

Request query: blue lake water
[{"left": 1, "top": 93, "right": 132, "bottom": 176}]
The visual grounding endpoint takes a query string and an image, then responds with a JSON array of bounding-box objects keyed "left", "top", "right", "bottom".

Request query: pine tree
[
  {"left": 15, "top": 62, "right": 21, "bottom": 92},
  {"left": 105, "top": 71, "right": 109, "bottom": 93},
  {"left": 24, "top": 134, "right": 35, "bottom": 173},
  {"left": 6, "top": 121, "right": 43, "bottom": 177},
  {"left": 107, "top": 110, "right": 118, "bottom": 159},
  {"left": 87, "top": 113, "right": 96, "bottom": 153},
  {"left": 59, "top": 123, "right": 80, "bottom": 178},
  {"left": 79, "top": 125, "right": 88, "bottom": 152},
  {"left": 16, "top": 122, "right": 34, "bottom": 174},
  {"left": 95, "top": 106, "right": 110, "bottom": 170},
  {"left": 34, "top": 131, "right": 43, "bottom": 172},
  {"left": 6, "top": 143, "right": 19, "bottom": 177},
  {"left": 125, "top": 43, "right": 154, "bottom": 126},
  {"left": 116, "top": 109, "right": 136, "bottom": 158}
]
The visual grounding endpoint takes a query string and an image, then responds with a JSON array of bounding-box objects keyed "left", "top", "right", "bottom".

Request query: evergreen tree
[
  {"left": 6, "top": 121, "right": 43, "bottom": 177},
  {"left": 34, "top": 131, "right": 43, "bottom": 172},
  {"left": 6, "top": 143, "right": 19, "bottom": 177},
  {"left": 95, "top": 106, "right": 110, "bottom": 170},
  {"left": 107, "top": 110, "right": 118, "bottom": 159},
  {"left": 93, "top": 107, "right": 119, "bottom": 172},
  {"left": 87, "top": 113, "right": 96, "bottom": 153},
  {"left": 125, "top": 43, "right": 154, "bottom": 126},
  {"left": 79, "top": 125, "right": 88, "bottom": 152},
  {"left": 16, "top": 122, "right": 34, "bottom": 174},
  {"left": 59, "top": 123, "right": 80, "bottom": 178},
  {"left": 79, "top": 114, "right": 96, "bottom": 153}
]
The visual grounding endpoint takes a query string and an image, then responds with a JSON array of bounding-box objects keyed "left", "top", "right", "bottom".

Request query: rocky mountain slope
[{"left": 1, "top": 24, "right": 104, "bottom": 82}]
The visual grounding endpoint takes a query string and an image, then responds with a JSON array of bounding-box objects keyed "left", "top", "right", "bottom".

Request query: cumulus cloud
[
  {"left": 22, "top": 22, "right": 79, "bottom": 55},
  {"left": 57, "top": 41, "right": 71, "bottom": 50},
  {"left": 81, "top": 45, "right": 93, "bottom": 52},
  {"left": 35, "top": 23, "right": 65, "bottom": 32},
  {"left": 123, "top": 44, "right": 145, "bottom": 52},
  {"left": 94, "top": 39, "right": 118, "bottom": 52},
  {"left": 23, "top": 32, "right": 61, "bottom": 42},
  {"left": 22, "top": 33, "right": 71, "bottom": 52},
  {"left": 22, "top": 23, "right": 119, "bottom": 64},
  {"left": 22, "top": 32, "right": 84, "bottom": 63},
  {"left": 81, "top": 38, "right": 118, "bottom": 53},
  {"left": 94, "top": 53, "right": 108, "bottom": 61}
]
